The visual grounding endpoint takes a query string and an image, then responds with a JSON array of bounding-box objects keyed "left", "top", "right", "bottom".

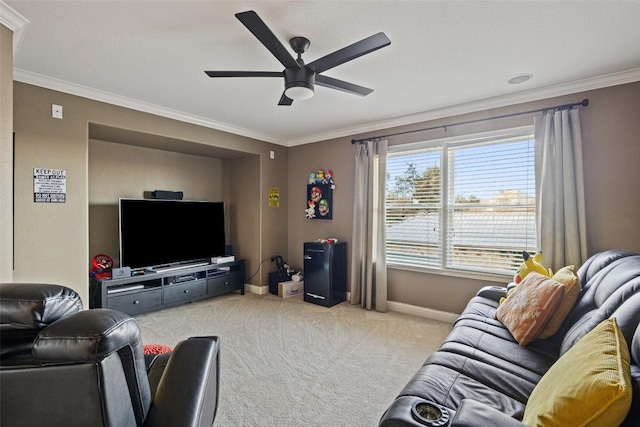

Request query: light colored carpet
[{"left": 135, "top": 292, "right": 452, "bottom": 426}]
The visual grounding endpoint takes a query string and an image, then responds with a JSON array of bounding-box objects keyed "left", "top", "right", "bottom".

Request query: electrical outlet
[{"left": 52, "top": 104, "right": 63, "bottom": 119}]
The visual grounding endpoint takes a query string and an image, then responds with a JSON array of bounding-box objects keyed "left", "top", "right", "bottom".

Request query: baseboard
[
  {"left": 387, "top": 301, "right": 459, "bottom": 324},
  {"left": 245, "top": 287, "right": 456, "bottom": 322},
  {"left": 245, "top": 283, "right": 269, "bottom": 295}
]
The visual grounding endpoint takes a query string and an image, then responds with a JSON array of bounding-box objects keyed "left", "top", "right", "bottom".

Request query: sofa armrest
[
  {"left": 476, "top": 285, "right": 508, "bottom": 301},
  {"left": 451, "top": 399, "right": 524, "bottom": 427},
  {"left": 145, "top": 336, "right": 220, "bottom": 427}
]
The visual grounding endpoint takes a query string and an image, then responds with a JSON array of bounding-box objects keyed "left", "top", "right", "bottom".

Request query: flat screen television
[{"left": 119, "top": 198, "right": 226, "bottom": 270}]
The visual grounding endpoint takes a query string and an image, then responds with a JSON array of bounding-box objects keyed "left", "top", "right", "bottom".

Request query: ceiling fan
[{"left": 205, "top": 10, "right": 391, "bottom": 106}]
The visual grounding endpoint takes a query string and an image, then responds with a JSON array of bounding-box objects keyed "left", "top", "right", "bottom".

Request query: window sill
[{"left": 387, "top": 263, "right": 511, "bottom": 284}]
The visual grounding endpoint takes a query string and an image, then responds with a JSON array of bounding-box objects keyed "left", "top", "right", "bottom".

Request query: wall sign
[
  {"left": 269, "top": 187, "right": 280, "bottom": 207},
  {"left": 34, "top": 168, "right": 66, "bottom": 203}
]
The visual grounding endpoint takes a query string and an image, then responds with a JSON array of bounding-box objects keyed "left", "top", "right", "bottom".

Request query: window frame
[{"left": 385, "top": 125, "right": 536, "bottom": 280}]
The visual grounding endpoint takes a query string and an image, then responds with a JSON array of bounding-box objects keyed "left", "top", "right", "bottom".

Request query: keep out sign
[{"left": 34, "top": 168, "right": 66, "bottom": 203}]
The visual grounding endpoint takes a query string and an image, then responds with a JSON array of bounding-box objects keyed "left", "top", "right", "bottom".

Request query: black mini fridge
[{"left": 303, "top": 241, "right": 347, "bottom": 307}]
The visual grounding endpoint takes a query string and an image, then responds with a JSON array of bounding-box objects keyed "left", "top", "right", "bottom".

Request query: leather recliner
[{"left": 0, "top": 282, "right": 220, "bottom": 427}]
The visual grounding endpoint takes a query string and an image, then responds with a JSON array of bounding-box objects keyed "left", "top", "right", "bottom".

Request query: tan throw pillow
[
  {"left": 495, "top": 272, "right": 565, "bottom": 346},
  {"left": 538, "top": 265, "right": 581, "bottom": 339},
  {"left": 522, "top": 318, "right": 632, "bottom": 427}
]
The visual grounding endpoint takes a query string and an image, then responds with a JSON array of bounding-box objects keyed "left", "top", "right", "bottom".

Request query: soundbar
[{"left": 151, "top": 190, "right": 183, "bottom": 200}]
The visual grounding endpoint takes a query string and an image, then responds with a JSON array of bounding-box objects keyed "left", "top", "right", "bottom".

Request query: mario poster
[{"left": 306, "top": 183, "right": 332, "bottom": 220}]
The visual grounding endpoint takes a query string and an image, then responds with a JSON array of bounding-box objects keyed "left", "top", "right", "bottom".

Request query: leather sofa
[
  {"left": 0, "top": 282, "right": 220, "bottom": 427},
  {"left": 379, "top": 249, "right": 640, "bottom": 426}
]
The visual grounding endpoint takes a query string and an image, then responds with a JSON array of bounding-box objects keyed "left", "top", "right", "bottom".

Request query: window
[{"left": 385, "top": 126, "right": 536, "bottom": 276}]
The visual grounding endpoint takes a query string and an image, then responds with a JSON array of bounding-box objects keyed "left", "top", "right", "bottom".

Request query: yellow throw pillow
[
  {"left": 495, "top": 272, "right": 565, "bottom": 346},
  {"left": 522, "top": 318, "right": 632, "bottom": 427},
  {"left": 538, "top": 265, "right": 581, "bottom": 339}
]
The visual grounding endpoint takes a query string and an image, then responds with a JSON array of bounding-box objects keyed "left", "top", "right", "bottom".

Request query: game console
[{"left": 211, "top": 256, "right": 235, "bottom": 264}]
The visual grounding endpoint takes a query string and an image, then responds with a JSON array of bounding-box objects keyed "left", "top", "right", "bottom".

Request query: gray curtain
[
  {"left": 534, "top": 108, "right": 588, "bottom": 270},
  {"left": 350, "top": 139, "right": 388, "bottom": 311}
]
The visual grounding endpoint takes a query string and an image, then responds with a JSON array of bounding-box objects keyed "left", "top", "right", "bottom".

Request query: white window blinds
[{"left": 386, "top": 127, "right": 537, "bottom": 276}]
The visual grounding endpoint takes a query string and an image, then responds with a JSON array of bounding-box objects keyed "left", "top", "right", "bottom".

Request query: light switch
[{"left": 270, "top": 150, "right": 275, "bottom": 160}]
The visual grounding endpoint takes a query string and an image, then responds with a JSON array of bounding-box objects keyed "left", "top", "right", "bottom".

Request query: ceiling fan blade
[
  {"left": 278, "top": 93, "right": 293, "bottom": 106},
  {"left": 307, "top": 32, "right": 391, "bottom": 74},
  {"left": 205, "top": 71, "right": 282, "bottom": 78},
  {"left": 315, "top": 75, "right": 373, "bottom": 96},
  {"left": 235, "top": 10, "right": 299, "bottom": 69}
]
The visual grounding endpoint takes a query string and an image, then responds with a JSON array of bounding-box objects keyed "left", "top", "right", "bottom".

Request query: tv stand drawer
[
  {"left": 164, "top": 279, "right": 207, "bottom": 305},
  {"left": 109, "top": 288, "right": 162, "bottom": 315}
]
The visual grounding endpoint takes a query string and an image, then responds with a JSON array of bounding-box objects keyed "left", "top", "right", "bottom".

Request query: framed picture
[{"left": 306, "top": 183, "right": 332, "bottom": 220}]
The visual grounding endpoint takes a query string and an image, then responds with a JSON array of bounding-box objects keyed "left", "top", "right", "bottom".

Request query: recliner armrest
[
  {"left": 476, "top": 285, "right": 508, "bottom": 301},
  {"left": 145, "top": 336, "right": 220, "bottom": 427},
  {"left": 451, "top": 399, "right": 525, "bottom": 427}
]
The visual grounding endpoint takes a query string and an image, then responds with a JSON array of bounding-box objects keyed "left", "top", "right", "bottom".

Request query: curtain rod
[{"left": 351, "top": 98, "right": 589, "bottom": 144}]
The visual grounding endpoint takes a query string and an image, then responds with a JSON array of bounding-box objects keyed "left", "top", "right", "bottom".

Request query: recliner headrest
[
  {"left": 560, "top": 253, "right": 640, "bottom": 356},
  {"left": 0, "top": 283, "right": 83, "bottom": 331},
  {"left": 0, "top": 283, "right": 83, "bottom": 360}
]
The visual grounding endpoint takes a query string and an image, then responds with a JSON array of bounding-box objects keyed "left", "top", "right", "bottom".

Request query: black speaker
[
  {"left": 151, "top": 190, "right": 183, "bottom": 200},
  {"left": 225, "top": 244, "right": 233, "bottom": 255}
]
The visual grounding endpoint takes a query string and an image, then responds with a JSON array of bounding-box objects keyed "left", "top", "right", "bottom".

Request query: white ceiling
[{"left": 5, "top": 1, "right": 640, "bottom": 146}]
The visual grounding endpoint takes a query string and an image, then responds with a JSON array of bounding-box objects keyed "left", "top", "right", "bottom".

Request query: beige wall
[
  {"left": 289, "top": 81, "right": 640, "bottom": 314},
  {"left": 230, "top": 155, "right": 261, "bottom": 284},
  {"left": 88, "top": 139, "right": 229, "bottom": 266},
  {"left": 0, "top": 24, "right": 13, "bottom": 282},
  {"left": 287, "top": 137, "right": 356, "bottom": 272},
  {"left": 11, "top": 82, "right": 288, "bottom": 305},
  {"left": 8, "top": 68, "right": 640, "bottom": 315}
]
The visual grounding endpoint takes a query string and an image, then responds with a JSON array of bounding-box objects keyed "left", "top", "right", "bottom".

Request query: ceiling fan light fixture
[{"left": 284, "top": 84, "right": 314, "bottom": 101}]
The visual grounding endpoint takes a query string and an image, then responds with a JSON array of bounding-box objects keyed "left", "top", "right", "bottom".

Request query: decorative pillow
[
  {"left": 538, "top": 265, "right": 581, "bottom": 339},
  {"left": 143, "top": 344, "right": 173, "bottom": 355},
  {"left": 522, "top": 318, "right": 632, "bottom": 427},
  {"left": 495, "top": 272, "right": 565, "bottom": 346}
]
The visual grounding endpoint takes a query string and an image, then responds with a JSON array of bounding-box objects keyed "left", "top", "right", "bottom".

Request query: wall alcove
[{"left": 88, "top": 123, "right": 260, "bottom": 281}]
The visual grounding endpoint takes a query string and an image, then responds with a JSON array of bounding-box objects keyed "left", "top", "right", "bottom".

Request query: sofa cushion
[
  {"left": 522, "top": 317, "right": 632, "bottom": 427},
  {"left": 393, "top": 297, "right": 559, "bottom": 421},
  {"left": 495, "top": 273, "right": 565, "bottom": 346},
  {"left": 538, "top": 265, "right": 581, "bottom": 339}
]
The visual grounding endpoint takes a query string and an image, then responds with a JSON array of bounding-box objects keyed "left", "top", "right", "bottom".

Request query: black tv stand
[{"left": 90, "top": 259, "right": 245, "bottom": 316}]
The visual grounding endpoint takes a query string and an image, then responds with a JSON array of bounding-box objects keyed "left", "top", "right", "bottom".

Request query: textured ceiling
[{"left": 6, "top": 1, "right": 640, "bottom": 146}]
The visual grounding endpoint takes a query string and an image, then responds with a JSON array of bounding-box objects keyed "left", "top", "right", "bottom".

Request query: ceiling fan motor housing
[{"left": 284, "top": 66, "right": 316, "bottom": 92}]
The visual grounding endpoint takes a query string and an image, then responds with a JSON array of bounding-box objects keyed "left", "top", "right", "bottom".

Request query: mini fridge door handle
[{"left": 303, "top": 255, "right": 312, "bottom": 260}]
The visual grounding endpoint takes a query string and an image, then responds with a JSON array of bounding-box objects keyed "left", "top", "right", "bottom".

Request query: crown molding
[
  {"left": 0, "top": 0, "right": 29, "bottom": 53},
  {"left": 13, "top": 64, "right": 640, "bottom": 148},
  {"left": 286, "top": 68, "right": 640, "bottom": 146},
  {"left": 13, "top": 68, "right": 282, "bottom": 145}
]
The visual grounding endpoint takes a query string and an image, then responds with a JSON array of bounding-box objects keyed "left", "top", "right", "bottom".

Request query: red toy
[{"left": 90, "top": 254, "right": 114, "bottom": 279}]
